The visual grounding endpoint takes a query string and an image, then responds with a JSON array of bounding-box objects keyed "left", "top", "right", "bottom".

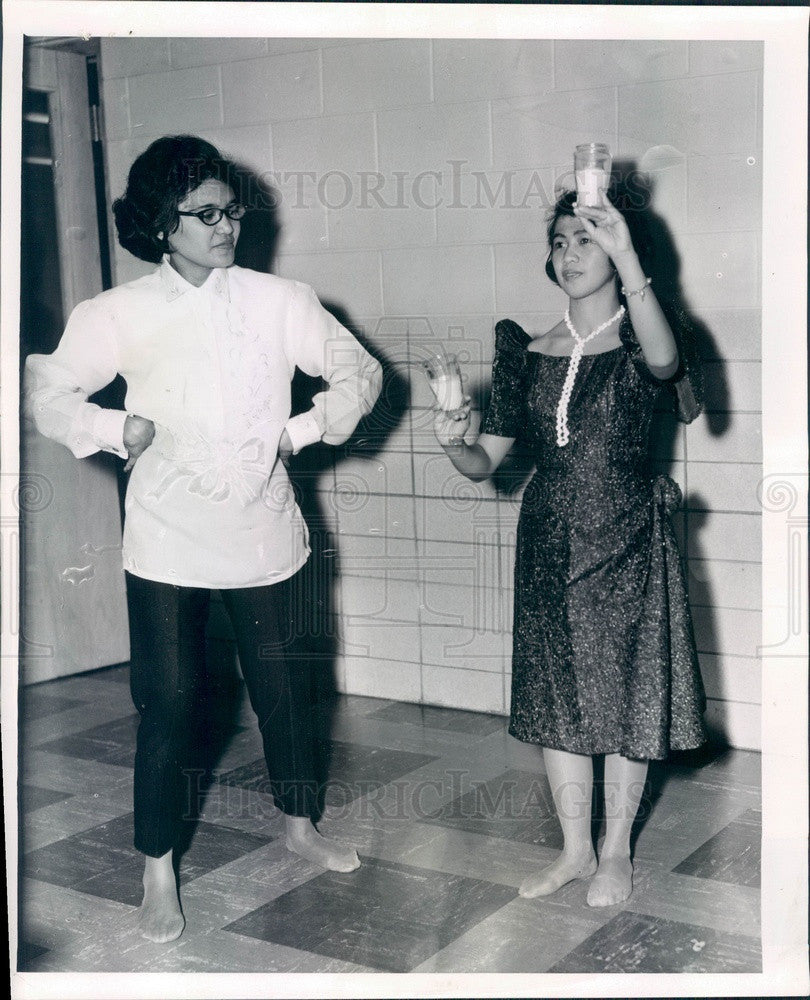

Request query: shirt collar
[{"left": 159, "top": 258, "right": 231, "bottom": 303}]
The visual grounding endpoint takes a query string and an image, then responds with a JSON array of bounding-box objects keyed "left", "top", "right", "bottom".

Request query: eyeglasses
[{"left": 176, "top": 203, "right": 247, "bottom": 226}]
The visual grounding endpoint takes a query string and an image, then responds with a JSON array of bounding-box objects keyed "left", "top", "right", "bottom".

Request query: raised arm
[{"left": 575, "top": 193, "right": 679, "bottom": 377}]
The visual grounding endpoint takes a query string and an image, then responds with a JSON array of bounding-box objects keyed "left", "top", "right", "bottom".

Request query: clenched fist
[{"left": 123, "top": 414, "right": 155, "bottom": 472}]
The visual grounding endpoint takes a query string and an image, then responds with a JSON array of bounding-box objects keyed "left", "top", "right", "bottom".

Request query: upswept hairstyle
[{"left": 112, "top": 135, "right": 240, "bottom": 263}]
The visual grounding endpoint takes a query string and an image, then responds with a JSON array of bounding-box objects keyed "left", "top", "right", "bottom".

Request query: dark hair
[
  {"left": 544, "top": 185, "right": 656, "bottom": 287},
  {"left": 112, "top": 135, "right": 240, "bottom": 263}
]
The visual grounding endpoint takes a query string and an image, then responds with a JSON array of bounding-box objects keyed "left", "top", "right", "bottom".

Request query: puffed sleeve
[
  {"left": 24, "top": 297, "right": 128, "bottom": 458},
  {"left": 481, "top": 319, "right": 530, "bottom": 438},
  {"left": 619, "top": 305, "right": 704, "bottom": 424},
  {"left": 282, "top": 282, "right": 382, "bottom": 453}
]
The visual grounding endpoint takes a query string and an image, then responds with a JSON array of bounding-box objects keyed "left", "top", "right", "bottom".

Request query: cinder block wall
[{"left": 100, "top": 38, "right": 762, "bottom": 748}]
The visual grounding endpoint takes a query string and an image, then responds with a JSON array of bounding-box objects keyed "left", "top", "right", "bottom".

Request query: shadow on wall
[{"left": 227, "top": 164, "right": 408, "bottom": 815}]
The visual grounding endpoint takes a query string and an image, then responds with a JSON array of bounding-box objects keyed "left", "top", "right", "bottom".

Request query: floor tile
[
  {"left": 17, "top": 941, "right": 49, "bottom": 968},
  {"left": 224, "top": 855, "right": 514, "bottom": 972},
  {"left": 367, "top": 700, "right": 506, "bottom": 737},
  {"left": 672, "top": 808, "right": 761, "bottom": 887},
  {"left": 422, "top": 767, "right": 564, "bottom": 848},
  {"left": 23, "top": 812, "right": 274, "bottom": 906},
  {"left": 146, "top": 928, "right": 375, "bottom": 973},
  {"left": 627, "top": 865, "right": 760, "bottom": 939},
  {"left": 19, "top": 784, "right": 74, "bottom": 813},
  {"left": 36, "top": 714, "right": 140, "bottom": 768},
  {"left": 548, "top": 909, "right": 761, "bottom": 973},
  {"left": 17, "top": 667, "right": 763, "bottom": 975},
  {"left": 218, "top": 739, "right": 438, "bottom": 807},
  {"left": 19, "top": 690, "right": 85, "bottom": 721},
  {"left": 414, "top": 894, "right": 611, "bottom": 973}
]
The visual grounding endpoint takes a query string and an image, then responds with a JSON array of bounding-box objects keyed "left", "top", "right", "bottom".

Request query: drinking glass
[
  {"left": 423, "top": 351, "right": 463, "bottom": 411},
  {"left": 575, "top": 142, "right": 611, "bottom": 208}
]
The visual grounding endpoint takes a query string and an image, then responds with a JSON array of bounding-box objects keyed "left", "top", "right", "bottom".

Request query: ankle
[
  {"left": 561, "top": 844, "right": 595, "bottom": 863},
  {"left": 285, "top": 815, "right": 315, "bottom": 839},
  {"left": 599, "top": 844, "right": 631, "bottom": 861},
  {"left": 143, "top": 850, "right": 174, "bottom": 885}
]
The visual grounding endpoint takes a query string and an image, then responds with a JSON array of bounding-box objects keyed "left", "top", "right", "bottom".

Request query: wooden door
[{"left": 20, "top": 44, "right": 129, "bottom": 683}]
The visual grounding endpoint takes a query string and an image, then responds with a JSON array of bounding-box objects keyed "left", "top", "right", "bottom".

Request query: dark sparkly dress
[{"left": 482, "top": 314, "right": 706, "bottom": 760}]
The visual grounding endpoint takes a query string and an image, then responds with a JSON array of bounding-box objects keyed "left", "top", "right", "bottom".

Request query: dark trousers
[{"left": 126, "top": 570, "right": 318, "bottom": 858}]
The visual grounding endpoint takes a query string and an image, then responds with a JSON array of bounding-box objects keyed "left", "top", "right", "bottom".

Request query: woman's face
[
  {"left": 549, "top": 214, "right": 615, "bottom": 299},
  {"left": 164, "top": 179, "right": 240, "bottom": 286}
]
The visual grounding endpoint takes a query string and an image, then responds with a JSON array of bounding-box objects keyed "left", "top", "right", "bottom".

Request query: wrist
[{"left": 612, "top": 248, "right": 641, "bottom": 277}]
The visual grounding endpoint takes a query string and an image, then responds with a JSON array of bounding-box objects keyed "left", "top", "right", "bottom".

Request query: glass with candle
[{"left": 574, "top": 143, "right": 611, "bottom": 208}]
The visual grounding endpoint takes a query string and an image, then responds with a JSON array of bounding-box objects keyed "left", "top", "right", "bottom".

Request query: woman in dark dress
[{"left": 433, "top": 189, "right": 705, "bottom": 907}]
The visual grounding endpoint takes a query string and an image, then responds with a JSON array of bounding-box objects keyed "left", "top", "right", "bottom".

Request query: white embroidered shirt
[{"left": 26, "top": 262, "right": 382, "bottom": 588}]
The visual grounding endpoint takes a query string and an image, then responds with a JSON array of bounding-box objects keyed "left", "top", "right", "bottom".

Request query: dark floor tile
[
  {"left": 667, "top": 746, "right": 761, "bottom": 794},
  {"left": 19, "top": 784, "right": 74, "bottom": 814},
  {"left": 548, "top": 910, "right": 761, "bottom": 973},
  {"left": 17, "top": 941, "right": 49, "bottom": 968},
  {"left": 23, "top": 812, "right": 274, "bottom": 906},
  {"left": 225, "top": 856, "right": 514, "bottom": 973},
  {"left": 672, "top": 809, "right": 761, "bottom": 887},
  {"left": 19, "top": 691, "right": 85, "bottom": 722},
  {"left": 422, "top": 768, "right": 563, "bottom": 849},
  {"left": 367, "top": 701, "right": 506, "bottom": 737},
  {"left": 36, "top": 711, "right": 249, "bottom": 772},
  {"left": 37, "top": 714, "right": 140, "bottom": 768},
  {"left": 218, "top": 739, "right": 438, "bottom": 807}
]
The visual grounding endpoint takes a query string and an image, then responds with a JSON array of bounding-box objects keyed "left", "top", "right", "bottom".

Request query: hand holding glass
[
  {"left": 424, "top": 352, "right": 470, "bottom": 446},
  {"left": 423, "top": 352, "right": 464, "bottom": 411}
]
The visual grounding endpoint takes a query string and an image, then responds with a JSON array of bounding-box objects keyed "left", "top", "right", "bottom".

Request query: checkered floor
[{"left": 18, "top": 663, "right": 761, "bottom": 973}]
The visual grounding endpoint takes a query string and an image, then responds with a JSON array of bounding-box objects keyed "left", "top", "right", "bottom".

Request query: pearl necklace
[{"left": 555, "top": 304, "right": 625, "bottom": 447}]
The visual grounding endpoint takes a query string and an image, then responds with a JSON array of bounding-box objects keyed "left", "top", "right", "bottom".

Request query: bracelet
[
  {"left": 621, "top": 275, "right": 652, "bottom": 301},
  {"left": 446, "top": 436, "right": 465, "bottom": 447}
]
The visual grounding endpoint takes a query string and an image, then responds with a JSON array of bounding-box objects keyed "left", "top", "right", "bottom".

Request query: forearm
[
  {"left": 25, "top": 355, "right": 128, "bottom": 459},
  {"left": 441, "top": 439, "right": 498, "bottom": 482},
  {"left": 613, "top": 250, "right": 678, "bottom": 370},
  {"left": 317, "top": 351, "right": 383, "bottom": 445}
]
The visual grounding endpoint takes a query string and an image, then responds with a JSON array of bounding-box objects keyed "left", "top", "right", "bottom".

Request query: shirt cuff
[
  {"left": 284, "top": 410, "right": 324, "bottom": 455},
  {"left": 93, "top": 408, "right": 129, "bottom": 459}
]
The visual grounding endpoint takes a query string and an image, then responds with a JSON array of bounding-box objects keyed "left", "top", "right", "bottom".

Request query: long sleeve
[
  {"left": 282, "top": 283, "right": 382, "bottom": 453},
  {"left": 25, "top": 297, "right": 128, "bottom": 459}
]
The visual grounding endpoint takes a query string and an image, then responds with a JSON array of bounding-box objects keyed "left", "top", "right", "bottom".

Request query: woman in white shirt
[{"left": 26, "top": 135, "right": 382, "bottom": 942}]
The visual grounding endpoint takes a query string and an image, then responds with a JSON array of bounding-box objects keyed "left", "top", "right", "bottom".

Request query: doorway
[{"left": 20, "top": 39, "right": 129, "bottom": 683}]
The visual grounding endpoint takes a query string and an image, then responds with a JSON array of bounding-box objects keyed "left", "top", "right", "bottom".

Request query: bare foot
[
  {"left": 139, "top": 856, "right": 185, "bottom": 943},
  {"left": 587, "top": 854, "right": 633, "bottom": 907},
  {"left": 285, "top": 816, "right": 360, "bottom": 873},
  {"left": 518, "top": 851, "right": 597, "bottom": 898}
]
